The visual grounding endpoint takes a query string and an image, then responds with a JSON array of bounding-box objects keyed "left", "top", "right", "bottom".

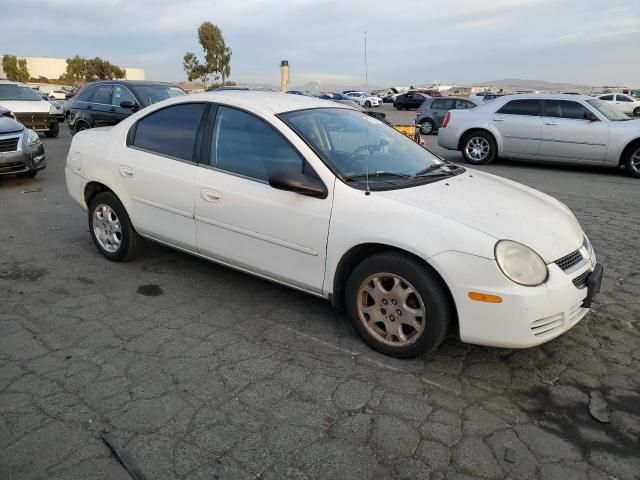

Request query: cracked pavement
[{"left": 1, "top": 126, "right": 639, "bottom": 479}]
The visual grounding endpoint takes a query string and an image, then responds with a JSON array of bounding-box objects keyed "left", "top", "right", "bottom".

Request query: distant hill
[{"left": 475, "top": 78, "right": 592, "bottom": 92}]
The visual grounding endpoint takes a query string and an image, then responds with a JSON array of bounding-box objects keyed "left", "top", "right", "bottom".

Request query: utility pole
[{"left": 364, "top": 31, "right": 368, "bottom": 89}]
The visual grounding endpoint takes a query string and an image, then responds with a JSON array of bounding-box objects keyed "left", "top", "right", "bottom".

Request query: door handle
[
  {"left": 493, "top": 118, "right": 504, "bottom": 122},
  {"left": 110, "top": 107, "right": 116, "bottom": 112},
  {"left": 201, "top": 189, "right": 221, "bottom": 202},
  {"left": 544, "top": 122, "right": 558, "bottom": 126},
  {"left": 86, "top": 105, "right": 92, "bottom": 110},
  {"left": 119, "top": 166, "right": 134, "bottom": 178}
]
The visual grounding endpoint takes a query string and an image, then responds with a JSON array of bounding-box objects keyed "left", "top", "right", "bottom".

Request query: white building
[{"left": 0, "top": 56, "right": 144, "bottom": 81}]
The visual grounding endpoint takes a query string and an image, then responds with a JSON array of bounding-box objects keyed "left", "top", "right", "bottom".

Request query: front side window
[
  {"left": 455, "top": 100, "right": 475, "bottom": 110},
  {"left": 599, "top": 95, "right": 614, "bottom": 101},
  {"left": 131, "top": 85, "right": 186, "bottom": 107},
  {"left": 586, "top": 99, "right": 630, "bottom": 121},
  {"left": 132, "top": 103, "right": 206, "bottom": 161},
  {"left": 496, "top": 99, "right": 541, "bottom": 116},
  {"left": 112, "top": 85, "right": 137, "bottom": 106},
  {"left": 281, "top": 108, "right": 453, "bottom": 189},
  {"left": 91, "top": 86, "right": 112, "bottom": 104},
  {"left": 210, "top": 106, "right": 303, "bottom": 181},
  {"left": 543, "top": 100, "right": 590, "bottom": 120}
]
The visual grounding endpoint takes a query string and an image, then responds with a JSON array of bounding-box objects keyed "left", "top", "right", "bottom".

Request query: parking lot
[{"left": 1, "top": 119, "right": 639, "bottom": 480}]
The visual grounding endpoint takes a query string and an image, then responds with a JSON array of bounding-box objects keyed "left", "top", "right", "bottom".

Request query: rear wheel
[
  {"left": 75, "top": 121, "right": 89, "bottom": 133},
  {"left": 461, "top": 131, "right": 497, "bottom": 165},
  {"left": 345, "top": 252, "right": 452, "bottom": 358},
  {"left": 420, "top": 119, "right": 435, "bottom": 135},
  {"left": 88, "top": 192, "right": 144, "bottom": 261},
  {"left": 624, "top": 143, "right": 640, "bottom": 178}
]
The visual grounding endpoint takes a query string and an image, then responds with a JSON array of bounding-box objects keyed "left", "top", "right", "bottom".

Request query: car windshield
[
  {"left": 586, "top": 99, "right": 630, "bottom": 121},
  {"left": 131, "top": 85, "right": 186, "bottom": 106},
  {"left": 0, "top": 84, "right": 43, "bottom": 101},
  {"left": 281, "top": 108, "right": 452, "bottom": 188}
]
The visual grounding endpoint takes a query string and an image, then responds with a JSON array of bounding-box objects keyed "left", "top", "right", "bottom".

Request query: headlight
[
  {"left": 50, "top": 104, "right": 58, "bottom": 114},
  {"left": 495, "top": 240, "right": 548, "bottom": 286},
  {"left": 25, "top": 129, "right": 40, "bottom": 146}
]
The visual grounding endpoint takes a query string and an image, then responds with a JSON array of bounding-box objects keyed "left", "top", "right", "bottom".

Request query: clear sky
[{"left": 2, "top": 0, "right": 639, "bottom": 87}]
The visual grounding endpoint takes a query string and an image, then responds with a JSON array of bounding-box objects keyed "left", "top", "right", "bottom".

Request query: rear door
[
  {"left": 539, "top": 100, "right": 609, "bottom": 162},
  {"left": 111, "top": 102, "right": 208, "bottom": 249},
  {"left": 491, "top": 99, "right": 542, "bottom": 157},
  {"left": 88, "top": 85, "right": 114, "bottom": 127},
  {"left": 430, "top": 98, "right": 455, "bottom": 127}
]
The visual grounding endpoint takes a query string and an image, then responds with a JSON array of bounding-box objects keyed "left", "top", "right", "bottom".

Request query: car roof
[
  {"left": 495, "top": 93, "right": 594, "bottom": 101},
  {"left": 168, "top": 91, "right": 352, "bottom": 115},
  {"left": 83, "top": 80, "right": 179, "bottom": 88},
  {"left": 0, "top": 80, "right": 28, "bottom": 86}
]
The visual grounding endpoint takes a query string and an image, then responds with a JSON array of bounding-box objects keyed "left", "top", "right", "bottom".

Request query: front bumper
[
  {"left": 0, "top": 138, "right": 46, "bottom": 176},
  {"left": 13, "top": 112, "right": 57, "bottom": 132},
  {"left": 430, "top": 249, "right": 601, "bottom": 348}
]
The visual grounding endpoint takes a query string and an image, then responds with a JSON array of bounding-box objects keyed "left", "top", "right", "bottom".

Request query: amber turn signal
[{"left": 468, "top": 292, "right": 503, "bottom": 303}]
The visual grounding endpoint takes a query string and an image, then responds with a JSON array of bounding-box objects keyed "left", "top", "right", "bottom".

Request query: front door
[
  {"left": 492, "top": 99, "right": 542, "bottom": 157},
  {"left": 430, "top": 98, "right": 455, "bottom": 127},
  {"left": 109, "top": 84, "right": 138, "bottom": 125},
  {"left": 194, "top": 105, "right": 333, "bottom": 293},
  {"left": 111, "top": 102, "right": 208, "bottom": 249},
  {"left": 539, "top": 100, "right": 610, "bottom": 162}
]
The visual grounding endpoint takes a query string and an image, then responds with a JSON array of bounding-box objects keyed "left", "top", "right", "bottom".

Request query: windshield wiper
[
  {"left": 414, "top": 163, "right": 461, "bottom": 177},
  {"left": 343, "top": 171, "right": 413, "bottom": 182}
]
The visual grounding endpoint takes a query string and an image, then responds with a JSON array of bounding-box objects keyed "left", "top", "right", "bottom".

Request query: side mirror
[
  {"left": 268, "top": 170, "right": 326, "bottom": 198},
  {"left": 584, "top": 110, "right": 598, "bottom": 121},
  {"left": 120, "top": 101, "right": 139, "bottom": 111}
]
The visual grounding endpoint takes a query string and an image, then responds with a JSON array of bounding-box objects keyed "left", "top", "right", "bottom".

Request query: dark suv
[{"left": 68, "top": 80, "right": 186, "bottom": 132}]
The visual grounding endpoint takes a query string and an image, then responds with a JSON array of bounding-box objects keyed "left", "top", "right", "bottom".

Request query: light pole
[{"left": 364, "top": 31, "right": 368, "bottom": 89}]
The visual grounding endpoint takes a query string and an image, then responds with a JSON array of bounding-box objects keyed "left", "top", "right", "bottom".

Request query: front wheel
[
  {"left": 633, "top": 107, "right": 640, "bottom": 117},
  {"left": 365, "top": 101, "right": 371, "bottom": 108},
  {"left": 345, "top": 252, "right": 452, "bottom": 358},
  {"left": 88, "top": 192, "right": 144, "bottom": 261},
  {"left": 624, "top": 143, "right": 640, "bottom": 178},
  {"left": 45, "top": 121, "right": 59, "bottom": 138},
  {"left": 461, "top": 132, "right": 496, "bottom": 165}
]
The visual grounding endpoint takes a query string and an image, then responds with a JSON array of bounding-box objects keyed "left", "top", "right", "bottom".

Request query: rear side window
[
  {"left": 543, "top": 100, "right": 590, "bottom": 120},
  {"left": 617, "top": 95, "right": 633, "bottom": 102},
  {"left": 132, "top": 103, "right": 206, "bottom": 161},
  {"left": 91, "top": 86, "right": 112, "bottom": 104},
  {"left": 76, "top": 88, "right": 94, "bottom": 102},
  {"left": 210, "top": 106, "right": 303, "bottom": 182},
  {"left": 497, "top": 99, "right": 541, "bottom": 116},
  {"left": 432, "top": 99, "right": 455, "bottom": 110},
  {"left": 455, "top": 100, "right": 475, "bottom": 109}
]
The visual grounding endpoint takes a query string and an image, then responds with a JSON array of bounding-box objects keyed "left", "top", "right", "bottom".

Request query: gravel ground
[{"left": 1, "top": 122, "right": 638, "bottom": 480}]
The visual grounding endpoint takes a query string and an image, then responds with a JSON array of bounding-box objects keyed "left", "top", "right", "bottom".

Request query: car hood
[
  {"left": 0, "top": 100, "right": 51, "bottom": 113},
  {"left": 0, "top": 117, "right": 24, "bottom": 134},
  {"left": 378, "top": 169, "right": 583, "bottom": 262}
]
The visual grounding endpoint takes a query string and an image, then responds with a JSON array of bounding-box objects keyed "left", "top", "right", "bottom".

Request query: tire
[
  {"left": 88, "top": 192, "right": 144, "bottom": 262},
  {"left": 345, "top": 251, "right": 452, "bottom": 358},
  {"left": 461, "top": 131, "right": 497, "bottom": 165},
  {"left": 633, "top": 107, "right": 640, "bottom": 117},
  {"left": 420, "top": 119, "right": 435, "bottom": 135},
  {"left": 624, "top": 142, "right": 640, "bottom": 179},
  {"left": 75, "top": 121, "right": 90, "bottom": 133},
  {"left": 365, "top": 101, "right": 371, "bottom": 108},
  {"left": 17, "top": 171, "right": 37, "bottom": 178},
  {"left": 45, "top": 121, "right": 59, "bottom": 138}
]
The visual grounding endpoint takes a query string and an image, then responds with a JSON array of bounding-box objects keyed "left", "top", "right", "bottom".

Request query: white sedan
[
  {"left": 48, "top": 89, "right": 68, "bottom": 100},
  {"left": 438, "top": 94, "right": 640, "bottom": 178},
  {"left": 345, "top": 91, "right": 381, "bottom": 107},
  {"left": 66, "top": 92, "right": 602, "bottom": 358},
  {"left": 596, "top": 93, "right": 640, "bottom": 117}
]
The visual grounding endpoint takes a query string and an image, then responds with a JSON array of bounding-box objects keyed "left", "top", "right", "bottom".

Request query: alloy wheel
[
  {"left": 356, "top": 273, "right": 426, "bottom": 347},
  {"left": 465, "top": 136, "right": 490, "bottom": 162},
  {"left": 631, "top": 147, "right": 640, "bottom": 175},
  {"left": 93, "top": 204, "right": 122, "bottom": 253},
  {"left": 421, "top": 121, "right": 433, "bottom": 135}
]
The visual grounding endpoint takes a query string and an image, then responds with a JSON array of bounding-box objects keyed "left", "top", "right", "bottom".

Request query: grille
[
  {"left": 0, "top": 161, "right": 26, "bottom": 174},
  {"left": 14, "top": 112, "right": 51, "bottom": 129},
  {"left": 530, "top": 313, "right": 564, "bottom": 337},
  {"left": 572, "top": 270, "right": 590, "bottom": 289},
  {"left": 555, "top": 249, "right": 583, "bottom": 272},
  {"left": 0, "top": 137, "right": 19, "bottom": 152}
]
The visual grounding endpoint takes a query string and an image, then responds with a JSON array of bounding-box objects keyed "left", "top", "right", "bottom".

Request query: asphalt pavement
[{"left": 0, "top": 121, "right": 639, "bottom": 480}]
